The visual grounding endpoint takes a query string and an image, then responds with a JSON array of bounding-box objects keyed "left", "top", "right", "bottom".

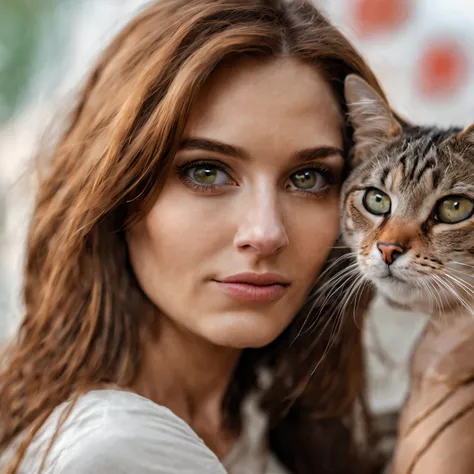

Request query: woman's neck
[{"left": 130, "top": 317, "right": 242, "bottom": 457}]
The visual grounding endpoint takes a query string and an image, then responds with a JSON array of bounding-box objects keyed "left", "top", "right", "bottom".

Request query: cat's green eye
[
  {"left": 362, "top": 188, "right": 391, "bottom": 216},
  {"left": 435, "top": 196, "right": 474, "bottom": 224}
]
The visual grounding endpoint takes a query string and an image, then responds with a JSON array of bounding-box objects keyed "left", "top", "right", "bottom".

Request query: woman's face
[{"left": 127, "top": 57, "right": 344, "bottom": 348}]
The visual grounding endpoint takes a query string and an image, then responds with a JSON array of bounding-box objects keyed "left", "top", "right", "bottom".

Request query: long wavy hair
[{"left": 0, "top": 1, "right": 389, "bottom": 473}]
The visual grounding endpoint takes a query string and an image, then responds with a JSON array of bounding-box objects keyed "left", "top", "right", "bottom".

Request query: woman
[{"left": 0, "top": 1, "right": 385, "bottom": 473}]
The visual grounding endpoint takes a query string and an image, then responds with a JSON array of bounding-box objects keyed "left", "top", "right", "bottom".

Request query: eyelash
[{"left": 176, "top": 159, "right": 336, "bottom": 196}]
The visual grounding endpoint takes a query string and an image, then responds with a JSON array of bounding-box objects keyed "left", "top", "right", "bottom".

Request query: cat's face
[{"left": 342, "top": 75, "right": 474, "bottom": 314}]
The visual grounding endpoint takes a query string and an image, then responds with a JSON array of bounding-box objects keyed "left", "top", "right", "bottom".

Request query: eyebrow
[
  {"left": 179, "top": 138, "right": 344, "bottom": 162},
  {"left": 179, "top": 138, "right": 243, "bottom": 158}
]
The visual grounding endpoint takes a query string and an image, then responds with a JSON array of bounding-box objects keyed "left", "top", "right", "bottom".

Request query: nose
[
  {"left": 376, "top": 242, "right": 405, "bottom": 265},
  {"left": 233, "top": 193, "right": 289, "bottom": 257}
]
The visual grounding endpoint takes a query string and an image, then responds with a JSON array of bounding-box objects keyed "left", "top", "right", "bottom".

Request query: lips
[
  {"left": 220, "top": 272, "right": 290, "bottom": 286},
  {"left": 213, "top": 272, "right": 290, "bottom": 302}
]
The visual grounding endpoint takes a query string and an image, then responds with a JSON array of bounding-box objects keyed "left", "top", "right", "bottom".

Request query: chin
[
  {"left": 375, "top": 279, "right": 432, "bottom": 314},
  {"left": 199, "top": 311, "right": 290, "bottom": 349}
]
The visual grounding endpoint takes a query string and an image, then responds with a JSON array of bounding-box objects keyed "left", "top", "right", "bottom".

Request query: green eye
[
  {"left": 362, "top": 188, "right": 391, "bottom": 215},
  {"left": 435, "top": 196, "right": 474, "bottom": 224},
  {"left": 290, "top": 170, "right": 319, "bottom": 190},
  {"left": 192, "top": 166, "right": 218, "bottom": 184}
]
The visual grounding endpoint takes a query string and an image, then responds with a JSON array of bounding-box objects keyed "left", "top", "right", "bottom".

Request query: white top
[{"left": 5, "top": 390, "right": 288, "bottom": 474}]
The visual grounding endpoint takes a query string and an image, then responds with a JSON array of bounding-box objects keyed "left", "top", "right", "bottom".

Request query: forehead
[
  {"left": 184, "top": 56, "right": 343, "bottom": 153},
  {"left": 385, "top": 138, "right": 474, "bottom": 187}
]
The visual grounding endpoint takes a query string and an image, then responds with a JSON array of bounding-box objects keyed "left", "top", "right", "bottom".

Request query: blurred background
[{"left": 1, "top": 0, "right": 473, "bottom": 416}]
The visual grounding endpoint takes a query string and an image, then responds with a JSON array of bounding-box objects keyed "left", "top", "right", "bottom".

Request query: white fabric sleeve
[{"left": 51, "top": 392, "right": 227, "bottom": 474}]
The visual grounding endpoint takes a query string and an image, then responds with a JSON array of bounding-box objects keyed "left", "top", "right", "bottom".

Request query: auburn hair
[{"left": 0, "top": 1, "right": 387, "bottom": 472}]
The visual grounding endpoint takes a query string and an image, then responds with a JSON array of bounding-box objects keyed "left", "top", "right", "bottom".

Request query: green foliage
[{"left": 0, "top": 0, "right": 57, "bottom": 121}]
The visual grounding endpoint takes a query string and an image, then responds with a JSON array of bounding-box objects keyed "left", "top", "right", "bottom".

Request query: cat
[
  {"left": 342, "top": 74, "right": 474, "bottom": 319},
  {"left": 341, "top": 75, "right": 474, "bottom": 472}
]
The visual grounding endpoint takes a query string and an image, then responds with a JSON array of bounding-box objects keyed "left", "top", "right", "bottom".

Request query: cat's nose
[{"left": 376, "top": 242, "right": 405, "bottom": 265}]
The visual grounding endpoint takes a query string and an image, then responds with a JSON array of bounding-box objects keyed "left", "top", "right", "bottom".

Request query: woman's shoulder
[{"left": 19, "top": 389, "right": 226, "bottom": 474}]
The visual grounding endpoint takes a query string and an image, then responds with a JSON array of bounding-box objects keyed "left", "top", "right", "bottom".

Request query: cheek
[
  {"left": 343, "top": 196, "right": 378, "bottom": 249},
  {"left": 288, "top": 197, "right": 340, "bottom": 277},
  {"left": 346, "top": 196, "right": 375, "bottom": 233},
  {"left": 126, "top": 186, "right": 233, "bottom": 307},
  {"left": 143, "top": 187, "right": 232, "bottom": 270},
  {"left": 432, "top": 225, "right": 474, "bottom": 251}
]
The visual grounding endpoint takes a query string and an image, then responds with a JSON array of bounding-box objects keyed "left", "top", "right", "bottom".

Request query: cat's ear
[
  {"left": 344, "top": 74, "right": 402, "bottom": 164},
  {"left": 457, "top": 123, "right": 474, "bottom": 144}
]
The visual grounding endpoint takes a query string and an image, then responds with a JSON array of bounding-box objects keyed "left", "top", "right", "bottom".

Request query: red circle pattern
[
  {"left": 353, "top": 0, "right": 412, "bottom": 37},
  {"left": 351, "top": 0, "right": 469, "bottom": 98},
  {"left": 417, "top": 41, "right": 467, "bottom": 98}
]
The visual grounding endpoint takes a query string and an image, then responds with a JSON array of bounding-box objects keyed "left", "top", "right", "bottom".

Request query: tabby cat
[
  {"left": 342, "top": 74, "right": 474, "bottom": 319},
  {"left": 341, "top": 75, "right": 474, "bottom": 472}
]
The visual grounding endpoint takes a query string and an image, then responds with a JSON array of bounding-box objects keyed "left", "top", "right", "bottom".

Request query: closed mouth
[
  {"left": 219, "top": 272, "right": 291, "bottom": 287},
  {"left": 213, "top": 274, "right": 290, "bottom": 302},
  {"left": 381, "top": 273, "right": 406, "bottom": 284}
]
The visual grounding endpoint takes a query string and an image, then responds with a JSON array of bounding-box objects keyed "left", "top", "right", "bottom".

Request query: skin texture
[{"left": 126, "top": 57, "right": 345, "bottom": 458}]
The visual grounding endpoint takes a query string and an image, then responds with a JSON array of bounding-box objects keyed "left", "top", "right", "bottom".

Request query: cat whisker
[
  {"left": 448, "top": 267, "right": 474, "bottom": 279},
  {"left": 417, "top": 278, "right": 434, "bottom": 312},
  {"left": 397, "top": 269, "right": 442, "bottom": 312},
  {"left": 425, "top": 285, "right": 437, "bottom": 312},
  {"left": 325, "top": 251, "right": 358, "bottom": 261},
  {"left": 443, "top": 272, "right": 474, "bottom": 303},
  {"left": 291, "top": 263, "right": 361, "bottom": 343},
  {"left": 315, "top": 252, "right": 358, "bottom": 284},
  {"left": 311, "top": 270, "right": 363, "bottom": 318},
  {"left": 304, "top": 265, "right": 361, "bottom": 331},
  {"left": 423, "top": 278, "right": 444, "bottom": 314},
  {"left": 352, "top": 279, "right": 369, "bottom": 330},
  {"left": 425, "top": 277, "right": 448, "bottom": 315},
  {"left": 293, "top": 288, "right": 344, "bottom": 353},
  {"left": 330, "top": 273, "right": 365, "bottom": 334},
  {"left": 433, "top": 275, "right": 474, "bottom": 318},
  {"left": 430, "top": 275, "right": 456, "bottom": 318},
  {"left": 308, "top": 274, "right": 367, "bottom": 379},
  {"left": 302, "top": 265, "right": 365, "bottom": 338},
  {"left": 334, "top": 275, "right": 368, "bottom": 340},
  {"left": 311, "top": 264, "right": 360, "bottom": 298},
  {"left": 450, "top": 261, "right": 474, "bottom": 270},
  {"left": 304, "top": 283, "right": 361, "bottom": 343},
  {"left": 444, "top": 270, "right": 474, "bottom": 292}
]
